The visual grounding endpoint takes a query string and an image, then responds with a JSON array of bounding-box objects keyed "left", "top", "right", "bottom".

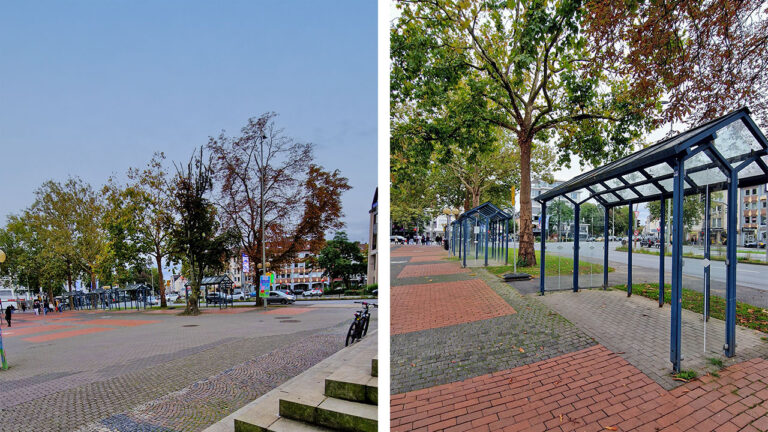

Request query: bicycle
[{"left": 345, "top": 301, "right": 377, "bottom": 346}]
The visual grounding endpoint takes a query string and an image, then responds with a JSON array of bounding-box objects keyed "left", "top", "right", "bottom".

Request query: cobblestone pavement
[
  {"left": 0, "top": 303, "right": 362, "bottom": 431},
  {"left": 390, "top": 245, "right": 595, "bottom": 394},
  {"left": 537, "top": 288, "right": 768, "bottom": 389},
  {"left": 391, "top": 279, "right": 515, "bottom": 335},
  {"left": 392, "top": 343, "right": 768, "bottom": 432},
  {"left": 397, "top": 262, "right": 470, "bottom": 279}
]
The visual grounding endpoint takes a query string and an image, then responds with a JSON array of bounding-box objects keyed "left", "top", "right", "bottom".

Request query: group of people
[{"left": 0, "top": 297, "right": 62, "bottom": 329}]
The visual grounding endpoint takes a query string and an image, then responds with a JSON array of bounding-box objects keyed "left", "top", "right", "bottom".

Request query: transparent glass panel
[
  {"left": 689, "top": 168, "right": 728, "bottom": 185},
  {"left": 635, "top": 183, "right": 661, "bottom": 196},
  {"left": 602, "top": 193, "right": 618, "bottom": 203},
  {"left": 617, "top": 188, "right": 638, "bottom": 200},
  {"left": 738, "top": 161, "right": 764, "bottom": 179},
  {"left": 658, "top": 178, "right": 673, "bottom": 192},
  {"left": 605, "top": 178, "right": 623, "bottom": 188},
  {"left": 622, "top": 172, "right": 645, "bottom": 185},
  {"left": 686, "top": 149, "right": 712, "bottom": 169},
  {"left": 713, "top": 119, "right": 763, "bottom": 159},
  {"left": 646, "top": 163, "right": 673, "bottom": 177},
  {"left": 590, "top": 183, "right": 605, "bottom": 192}
]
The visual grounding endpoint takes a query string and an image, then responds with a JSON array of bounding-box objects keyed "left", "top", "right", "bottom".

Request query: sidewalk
[{"left": 390, "top": 244, "right": 768, "bottom": 431}]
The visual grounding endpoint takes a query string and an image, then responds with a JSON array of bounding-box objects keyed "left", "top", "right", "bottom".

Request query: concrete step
[
  {"left": 372, "top": 355, "right": 378, "bottom": 377},
  {"left": 214, "top": 331, "right": 377, "bottom": 432},
  {"left": 279, "top": 395, "right": 377, "bottom": 432},
  {"left": 324, "top": 342, "right": 378, "bottom": 404}
]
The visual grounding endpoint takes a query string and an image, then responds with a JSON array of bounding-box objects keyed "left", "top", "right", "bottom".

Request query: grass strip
[{"left": 486, "top": 251, "right": 614, "bottom": 277}]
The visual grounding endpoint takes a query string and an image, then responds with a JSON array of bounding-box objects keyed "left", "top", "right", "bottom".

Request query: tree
[
  {"left": 580, "top": 202, "right": 603, "bottom": 237},
  {"left": 169, "top": 148, "right": 236, "bottom": 315},
  {"left": 126, "top": 153, "right": 176, "bottom": 307},
  {"left": 317, "top": 232, "right": 367, "bottom": 290},
  {"left": 392, "top": 0, "right": 654, "bottom": 266},
  {"left": 584, "top": 0, "right": 768, "bottom": 129},
  {"left": 208, "top": 113, "right": 350, "bottom": 276},
  {"left": 547, "top": 200, "right": 574, "bottom": 236},
  {"left": 647, "top": 196, "right": 707, "bottom": 232}
]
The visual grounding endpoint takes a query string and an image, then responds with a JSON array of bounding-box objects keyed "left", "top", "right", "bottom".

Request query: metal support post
[
  {"left": 704, "top": 185, "right": 711, "bottom": 320},
  {"left": 725, "top": 171, "right": 738, "bottom": 357},
  {"left": 505, "top": 218, "right": 509, "bottom": 265},
  {"left": 540, "top": 202, "right": 547, "bottom": 295},
  {"left": 484, "top": 219, "right": 489, "bottom": 266},
  {"left": 462, "top": 218, "right": 468, "bottom": 268},
  {"left": 659, "top": 198, "right": 666, "bottom": 307},
  {"left": 603, "top": 205, "right": 609, "bottom": 290},
  {"left": 671, "top": 158, "right": 685, "bottom": 373},
  {"left": 573, "top": 204, "right": 580, "bottom": 292},
  {"left": 627, "top": 201, "right": 633, "bottom": 296}
]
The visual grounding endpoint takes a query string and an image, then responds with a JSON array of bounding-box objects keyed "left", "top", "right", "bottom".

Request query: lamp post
[{"left": 0, "top": 249, "right": 7, "bottom": 370}]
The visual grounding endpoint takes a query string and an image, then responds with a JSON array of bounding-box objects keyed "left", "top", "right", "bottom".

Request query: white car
[
  {"left": 165, "top": 293, "right": 180, "bottom": 303},
  {"left": 303, "top": 289, "right": 323, "bottom": 297},
  {"left": 230, "top": 289, "right": 245, "bottom": 300}
]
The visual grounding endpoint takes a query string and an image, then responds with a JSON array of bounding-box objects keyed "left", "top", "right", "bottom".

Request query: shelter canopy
[{"left": 535, "top": 107, "right": 768, "bottom": 207}]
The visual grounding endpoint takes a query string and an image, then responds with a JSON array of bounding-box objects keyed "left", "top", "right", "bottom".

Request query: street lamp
[
  {"left": 442, "top": 207, "right": 460, "bottom": 249},
  {"left": 0, "top": 249, "right": 7, "bottom": 370}
]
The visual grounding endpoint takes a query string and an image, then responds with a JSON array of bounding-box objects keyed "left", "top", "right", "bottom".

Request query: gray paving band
[{"left": 390, "top": 267, "right": 595, "bottom": 394}]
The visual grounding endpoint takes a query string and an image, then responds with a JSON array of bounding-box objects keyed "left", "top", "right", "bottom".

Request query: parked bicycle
[{"left": 345, "top": 301, "right": 377, "bottom": 346}]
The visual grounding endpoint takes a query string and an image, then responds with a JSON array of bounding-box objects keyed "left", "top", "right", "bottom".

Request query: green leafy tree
[
  {"left": 169, "top": 148, "right": 237, "bottom": 315},
  {"left": 546, "top": 200, "right": 574, "bottom": 236},
  {"left": 647, "top": 196, "right": 706, "bottom": 232},
  {"left": 580, "top": 202, "right": 603, "bottom": 237},
  {"left": 392, "top": 0, "right": 656, "bottom": 266},
  {"left": 317, "top": 232, "right": 367, "bottom": 290}
]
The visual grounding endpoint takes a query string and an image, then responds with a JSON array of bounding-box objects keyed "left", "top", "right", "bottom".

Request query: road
[{"left": 529, "top": 241, "right": 768, "bottom": 292}]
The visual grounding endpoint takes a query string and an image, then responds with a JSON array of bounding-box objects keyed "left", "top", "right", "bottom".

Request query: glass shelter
[
  {"left": 534, "top": 107, "right": 768, "bottom": 372},
  {"left": 451, "top": 202, "right": 513, "bottom": 268}
]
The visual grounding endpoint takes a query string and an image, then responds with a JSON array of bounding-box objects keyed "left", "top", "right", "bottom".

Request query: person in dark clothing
[{"left": 5, "top": 305, "right": 12, "bottom": 327}]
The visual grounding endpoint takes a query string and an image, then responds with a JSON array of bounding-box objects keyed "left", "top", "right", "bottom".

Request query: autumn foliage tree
[{"left": 208, "top": 113, "right": 351, "bottom": 275}]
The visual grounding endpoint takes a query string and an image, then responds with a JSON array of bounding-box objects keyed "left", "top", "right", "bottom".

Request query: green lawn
[
  {"left": 486, "top": 250, "right": 614, "bottom": 277},
  {"left": 613, "top": 283, "right": 768, "bottom": 334},
  {"left": 614, "top": 246, "right": 768, "bottom": 265}
]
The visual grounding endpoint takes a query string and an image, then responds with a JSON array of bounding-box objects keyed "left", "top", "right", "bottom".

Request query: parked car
[
  {"left": 145, "top": 295, "right": 159, "bottom": 306},
  {"left": 267, "top": 290, "right": 296, "bottom": 305},
  {"left": 302, "top": 289, "right": 323, "bottom": 297},
  {"left": 390, "top": 235, "right": 407, "bottom": 244},
  {"left": 230, "top": 289, "right": 245, "bottom": 301},
  {"left": 205, "top": 292, "right": 225, "bottom": 304},
  {"left": 759, "top": 241, "right": 766, "bottom": 249},
  {"left": 165, "top": 293, "right": 179, "bottom": 303},
  {"left": 745, "top": 240, "right": 758, "bottom": 248},
  {"left": 640, "top": 237, "right": 657, "bottom": 248}
]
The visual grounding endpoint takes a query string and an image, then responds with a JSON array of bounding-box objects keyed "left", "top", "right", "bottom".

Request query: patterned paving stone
[
  {"left": 392, "top": 344, "right": 768, "bottom": 432},
  {"left": 390, "top": 247, "right": 595, "bottom": 394},
  {"left": 537, "top": 288, "right": 768, "bottom": 389},
  {"left": 391, "top": 279, "right": 516, "bottom": 335},
  {"left": 397, "top": 262, "right": 470, "bottom": 279}
]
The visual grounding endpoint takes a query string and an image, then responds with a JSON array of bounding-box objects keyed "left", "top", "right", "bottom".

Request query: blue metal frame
[
  {"left": 704, "top": 185, "right": 711, "bottom": 320},
  {"left": 725, "top": 170, "right": 738, "bottom": 357},
  {"left": 540, "top": 201, "right": 547, "bottom": 296},
  {"left": 573, "top": 203, "right": 580, "bottom": 292},
  {"left": 659, "top": 198, "right": 666, "bottom": 307},
  {"left": 627, "top": 201, "right": 633, "bottom": 297},
  {"left": 484, "top": 218, "right": 489, "bottom": 266},
  {"left": 603, "top": 206, "right": 609, "bottom": 290},
  {"left": 670, "top": 157, "right": 685, "bottom": 373}
]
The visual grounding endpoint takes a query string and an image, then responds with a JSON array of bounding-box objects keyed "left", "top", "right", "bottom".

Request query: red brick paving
[
  {"left": 391, "top": 344, "right": 768, "bottom": 431},
  {"left": 3, "top": 325, "right": 74, "bottom": 337},
  {"left": 79, "top": 319, "right": 160, "bottom": 327},
  {"left": 391, "top": 279, "right": 516, "bottom": 335},
  {"left": 409, "top": 254, "right": 450, "bottom": 263},
  {"left": 23, "top": 327, "right": 115, "bottom": 342},
  {"left": 397, "top": 262, "right": 470, "bottom": 279},
  {"left": 264, "top": 307, "right": 310, "bottom": 315}
]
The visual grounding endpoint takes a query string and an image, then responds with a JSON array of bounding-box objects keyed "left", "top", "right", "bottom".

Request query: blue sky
[{"left": 0, "top": 0, "right": 377, "bottom": 242}]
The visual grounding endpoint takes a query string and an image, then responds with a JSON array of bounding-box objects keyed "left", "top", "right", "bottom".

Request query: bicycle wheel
[
  {"left": 345, "top": 321, "right": 358, "bottom": 346},
  {"left": 362, "top": 315, "right": 370, "bottom": 336}
]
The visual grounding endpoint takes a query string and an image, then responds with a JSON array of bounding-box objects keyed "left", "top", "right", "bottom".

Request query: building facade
[
  {"left": 367, "top": 188, "right": 378, "bottom": 285},
  {"left": 739, "top": 184, "right": 767, "bottom": 245}
]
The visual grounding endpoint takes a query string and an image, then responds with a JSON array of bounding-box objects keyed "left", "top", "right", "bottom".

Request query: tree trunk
[
  {"left": 156, "top": 253, "right": 167, "bottom": 308},
  {"left": 471, "top": 188, "right": 480, "bottom": 208},
  {"left": 185, "top": 271, "right": 200, "bottom": 315},
  {"left": 518, "top": 134, "right": 537, "bottom": 267}
]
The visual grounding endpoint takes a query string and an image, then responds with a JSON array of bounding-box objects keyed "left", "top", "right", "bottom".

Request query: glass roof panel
[
  {"left": 738, "top": 161, "right": 765, "bottom": 179},
  {"left": 617, "top": 189, "right": 638, "bottom": 200},
  {"left": 635, "top": 183, "right": 661, "bottom": 196},
  {"left": 605, "top": 179, "right": 623, "bottom": 188},
  {"left": 601, "top": 193, "right": 618, "bottom": 203},
  {"left": 646, "top": 163, "right": 673, "bottom": 177},
  {"left": 685, "top": 149, "right": 712, "bottom": 169},
  {"left": 622, "top": 172, "right": 645, "bottom": 184},
  {"left": 590, "top": 183, "right": 605, "bottom": 192},
  {"left": 714, "top": 119, "right": 764, "bottom": 159},
  {"left": 658, "top": 178, "right": 673, "bottom": 192},
  {"left": 689, "top": 168, "right": 728, "bottom": 185}
]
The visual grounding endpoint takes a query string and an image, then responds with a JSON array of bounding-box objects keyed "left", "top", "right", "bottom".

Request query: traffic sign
[{"left": 634, "top": 230, "right": 639, "bottom": 236}]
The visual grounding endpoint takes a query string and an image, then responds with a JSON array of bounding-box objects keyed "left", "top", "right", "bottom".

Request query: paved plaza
[
  {"left": 390, "top": 244, "right": 768, "bottom": 431},
  {"left": 0, "top": 302, "right": 370, "bottom": 431}
]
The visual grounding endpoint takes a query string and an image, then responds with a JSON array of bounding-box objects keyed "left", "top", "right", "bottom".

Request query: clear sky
[{"left": 0, "top": 1, "right": 377, "bottom": 242}]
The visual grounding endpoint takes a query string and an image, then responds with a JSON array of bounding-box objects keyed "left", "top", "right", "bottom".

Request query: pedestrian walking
[
  {"left": 21, "top": 302, "right": 26, "bottom": 313},
  {"left": 33, "top": 299, "right": 40, "bottom": 316},
  {"left": 5, "top": 305, "right": 12, "bottom": 327}
]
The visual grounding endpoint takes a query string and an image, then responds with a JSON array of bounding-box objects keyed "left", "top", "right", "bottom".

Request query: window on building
[
  {"left": 746, "top": 216, "right": 750, "bottom": 224},
  {"left": 746, "top": 189, "right": 750, "bottom": 195},
  {"left": 753, "top": 188, "right": 758, "bottom": 195}
]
